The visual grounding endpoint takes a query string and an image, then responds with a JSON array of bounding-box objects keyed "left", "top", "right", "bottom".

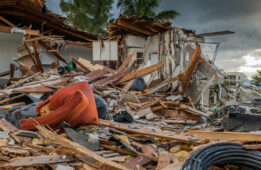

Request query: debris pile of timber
[
  {"left": 0, "top": 45, "right": 259, "bottom": 169},
  {"left": 0, "top": 6, "right": 259, "bottom": 170}
]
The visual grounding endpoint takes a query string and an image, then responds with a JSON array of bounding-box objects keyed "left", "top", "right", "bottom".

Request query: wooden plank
[
  {"left": 5, "top": 72, "right": 41, "bottom": 90},
  {"left": 179, "top": 104, "right": 209, "bottom": 117},
  {"left": 79, "top": 58, "right": 105, "bottom": 71},
  {"left": 0, "top": 119, "right": 20, "bottom": 143},
  {"left": 102, "top": 144, "right": 157, "bottom": 162},
  {"left": 0, "top": 16, "right": 15, "bottom": 27},
  {"left": 117, "top": 19, "right": 154, "bottom": 36},
  {"left": 24, "top": 29, "right": 40, "bottom": 36},
  {"left": 32, "top": 40, "right": 44, "bottom": 72},
  {"left": 2, "top": 155, "right": 74, "bottom": 167},
  {"left": 116, "top": 62, "right": 165, "bottom": 84},
  {"left": 117, "top": 50, "right": 136, "bottom": 72},
  {"left": 243, "top": 144, "right": 261, "bottom": 150},
  {"left": 23, "top": 142, "right": 75, "bottom": 156},
  {"left": 107, "top": 156, "right": 129, "bottom": 162},
  {"left": 37, "top": 126, "right": 128, "bottom": 170},
  {"left": 101, "top": 144, "right": 137, "bottom": 157},
  {"left": 24, "top": 42, "right": 39, "bottom": 72},
  {"left": 0, "top": 119, "right": 19, "bottom": 132},
  {"left": 188, "top": 96, "right": 196, "bottom": 109},
  {"left": 70, "top": 56, "right": 91, "bottom": 72},
  {"left": 100, "top": 120, "right": 203, "bottom": 145},
  {"left": 0, "top": 102, "right": 25, "bottom": 110},
  {"left": 0, "top": 70, "right": 10, "bottom": 77},
  {"left": 39, "top": 40, "right": 67, "bottom": 63},
  {"left": 0, "top": 94, "right": 25, "bottom": 105},
  {"left": 93, "top": 66, "right": 137, "bottom": 88},
  {"left": 19, "top": 62, "right": 33, "bottom": 75},
  {"left": 122, "top": 79, "right": 135, "bottom": 92},
  {"left": 163, "top": 119, "right": 197, "bottom": 125},
  {"left": 1, "top": 146, "right": 29, "bottom": 157},
  {"left": 66, "top": 41, "right": 92, "bottom": 47},
  {"left": 12, "top": 86, "right": 55, "bottom": 93},
  {"left": 86, "top": 69, "right": 109, "bottom": 82},
  {"left": 180, "top": 45, "right": 203, "bottom": 95},
  {"left": 188, "top": 130, "right": 261, "bottom": 142}
]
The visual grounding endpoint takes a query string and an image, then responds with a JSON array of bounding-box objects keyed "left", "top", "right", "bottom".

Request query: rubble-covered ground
[{"left": 0, "top": 1, "right": 261, "bottom": 169}]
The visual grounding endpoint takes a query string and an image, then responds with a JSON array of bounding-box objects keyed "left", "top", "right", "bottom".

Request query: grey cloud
[{"left": 159, "top": 0, "right": 261, "bottom": 76}]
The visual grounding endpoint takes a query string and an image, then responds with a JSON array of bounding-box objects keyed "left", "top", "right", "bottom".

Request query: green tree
[
  {"left": 117, "top": 0, "right": 180, "bottom": 21},
  {"left": 252, "top": 70, "right": 261, "bottom": 86},
  {"left": 60, "top": 0, "right": 113, "bottom": 35}
]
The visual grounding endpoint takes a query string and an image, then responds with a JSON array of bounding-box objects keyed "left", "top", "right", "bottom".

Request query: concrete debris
[{"left": 0, "top": 1, "right": 257, "bottom": 170}]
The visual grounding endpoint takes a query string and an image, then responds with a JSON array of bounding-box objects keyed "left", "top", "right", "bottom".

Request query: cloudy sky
[{"left": 46, "top": 0, "right": 261, "bottom": 77}]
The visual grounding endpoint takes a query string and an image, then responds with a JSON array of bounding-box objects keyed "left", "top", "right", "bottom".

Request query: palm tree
[
  {"left": 60, "top": 0, "right": 113, "bottom": 35},
  {"left": 117, "top": 0, "right": 180, "bottom": 21}
]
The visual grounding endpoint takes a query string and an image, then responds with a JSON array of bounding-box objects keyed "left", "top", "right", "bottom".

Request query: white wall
[{"left": 0, "top": 32, "right": 24, "bottom": 73}]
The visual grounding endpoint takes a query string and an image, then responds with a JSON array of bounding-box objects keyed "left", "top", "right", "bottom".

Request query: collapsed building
[{"left": 0, "top": 1, "right": 260, "bottom": 170}]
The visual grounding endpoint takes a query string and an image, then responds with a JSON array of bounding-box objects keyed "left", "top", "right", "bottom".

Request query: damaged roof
[
  {"left": 108, "top": 15, "right": 172, "bottom": 37},
  {"left": 0, "top": 0, "right": 97, "bottom": 42}
]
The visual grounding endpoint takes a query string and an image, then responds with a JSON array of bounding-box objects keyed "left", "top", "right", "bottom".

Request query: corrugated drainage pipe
[{"left": 182, "top": 142, "right": 261, "bottom": 170}]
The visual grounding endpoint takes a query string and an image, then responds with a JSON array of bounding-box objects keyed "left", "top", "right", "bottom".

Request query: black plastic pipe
[{"left": 182, "top": 142, "right": 261, "bottom": 170}]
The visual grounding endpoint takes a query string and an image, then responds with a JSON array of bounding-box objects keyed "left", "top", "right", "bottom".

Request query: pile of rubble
[{"left": 0, "top": 1, "right": 260, "bottom": 170}]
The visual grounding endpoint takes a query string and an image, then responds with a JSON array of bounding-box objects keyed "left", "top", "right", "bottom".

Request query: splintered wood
[{"left": 37, "top": 126, "right": 128, "bottom": 170}]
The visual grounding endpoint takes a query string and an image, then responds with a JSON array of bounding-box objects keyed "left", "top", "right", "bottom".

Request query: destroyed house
[
  {"left": 0, "top": 1, "right": 224, "bottom": 106},
  {"left": 106, "top": 16, "right": 225, "bottom": 105}
]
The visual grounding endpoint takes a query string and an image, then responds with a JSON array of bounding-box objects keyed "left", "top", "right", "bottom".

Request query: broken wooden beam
[
  {"left": 93, "top": 66, "right": 138, "bottom": 88},
  {"left": 116, "top": 62, "right": 165, "bottom": 84},
  {"left": 0, "top": 94, "right": 25, "bottom": 105},
  {"left": 39, "top": 40, "right": 67, "bottom": 63},
  {"left": 32, "top": 40, "right": 43, "bottom": 72},
  {"left": 100, "top": 120, "right": 204, "bottom": 145},
  {"left": 86, "top": 69, "right": 110, "bottom": 82},
  {"left": 188, "top": 130, "right": 261, "bottom": 142},
  {"left": 117, "top": 50, "right": 136, "bottom": 72},
  {"left": 243, "top": 144, "right": 261, "bottom": 150},
  {"left": 0, "top": 102, "right": 25, "bottom": 110},
  {"left": 117, "top": 19, "right": 154, "bottom": 36},
  {"left": 24, "top": 42, "right": 39, "bottom": 72},
  {"left": 12, "top": 86, "right": 55, "bottom": 93},
  {"left": 180, "top": 45, "right": 203, "bottom": 95},
  {"left": 0, "top": 16, "right": 15, "bottom": 27},
  {"left": 19, "top": 63, "right": 33, "bottom": 75},
  {"left": 2, "top": 155, "right": 74, "bottom": 167},
  {"left": 70, "top": 56, "right": 91, "bottom": 72},
  {"left": 179, "top": 104, "right": 209, "bottom": 117},
  {"left": 5, "top": 72, "right": 41, "bottom": 90}
]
